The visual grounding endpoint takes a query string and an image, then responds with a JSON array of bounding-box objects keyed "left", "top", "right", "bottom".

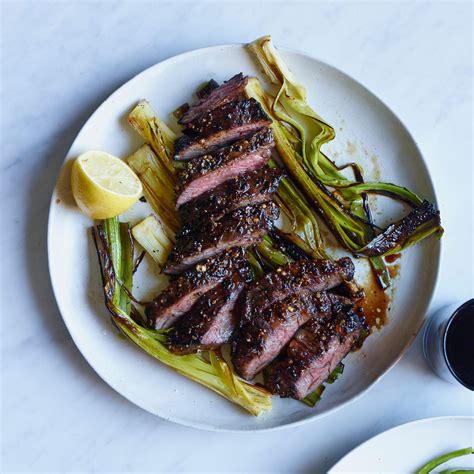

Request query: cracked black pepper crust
[
  {"left": 241, "top": 257, "right": 355, "bottom": 325},
  {"left": 178, "top": 73, "right": 248, "bottom": 125},
  {"left": 231, "top": 291, "right": 333, "bottom": 380},
  {"left": 177, "top": 128, "right": 274, "bottom": 192},
  {"left": 174, "top": 99, "right": 271, "bottom": 160},
  {"left": 165, "top": 202, "right": 280, "bottom": 274},
  {"left": 167, "top": 264, "right": 252, "bottom": 354},
  {"left": 266, "top": 306, "right": 364, "bottom": 399}
]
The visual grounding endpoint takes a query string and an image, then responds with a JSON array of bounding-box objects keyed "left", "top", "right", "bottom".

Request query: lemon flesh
[{"left": 71, "top": 150, "right": 143, "bottom": 219}]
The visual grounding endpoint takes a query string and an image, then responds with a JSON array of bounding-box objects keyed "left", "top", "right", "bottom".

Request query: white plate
[
  {"left": 48, "top": 44, "right": 441, "bottom": 431},
  {"left": 330, "top": 416, "right": 474, "bottom": 472}
]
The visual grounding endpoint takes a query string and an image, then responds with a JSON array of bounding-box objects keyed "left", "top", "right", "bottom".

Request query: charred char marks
[
  {"left": 145, "top": 249, "right": 247, "bottom": 330},
  {"left": 183, "top": 99, "right": 270, "bottom": 138},
  {"left": 165, "top": 202, "right": 280, "bottom": 275},
  {"left": 179, "top": 167, "right": 284, "bottom": 234},
  {"left": 178, "top": 73, "right": 248, "bottom": 125},
  {"left": 232, "top": 291, "right": 333, "bottom": 380},
  {"left": 270, "top": 229, "right": 313, "bottom": 261},
  {"left": 362, "top": 200, "right": 440, "bottom": 257},
  {"left": 242, "top": 257, "right": 355, "bottom": 325},
  {"left": 174, "top": 99, "right": 271, "bottom": 160},
  {"left": 175, "top": 128, "right": 274, "bottom": 207},
  {"left": 167, "top": 266, "right": 252, "bottom": 354}
]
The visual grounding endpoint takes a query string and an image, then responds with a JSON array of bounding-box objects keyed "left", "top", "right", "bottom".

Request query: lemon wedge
[{"left": 71, "top": 150, "right": 143, "bottom": 219}]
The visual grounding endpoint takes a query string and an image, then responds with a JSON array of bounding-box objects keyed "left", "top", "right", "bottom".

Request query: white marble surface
[{"left": 1, "top": 1, "right": 472, "bottom": 472}]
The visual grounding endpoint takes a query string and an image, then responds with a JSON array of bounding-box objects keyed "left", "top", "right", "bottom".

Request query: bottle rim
[{"left": 442, "top": 298, "right": 474, "bottom": 391}]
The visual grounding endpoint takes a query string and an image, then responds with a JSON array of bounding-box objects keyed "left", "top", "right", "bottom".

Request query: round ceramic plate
[
  {"left": 330, "top": 416, "right": 474, "bottom": 472},
  {"left": 48, "top": 44, "right": 441, "bottom": 431}
]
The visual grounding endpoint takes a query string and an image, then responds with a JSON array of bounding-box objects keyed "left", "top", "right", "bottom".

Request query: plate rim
[
  {"left": 47, "top": 43, "right": 442, "bottom": 432},
  {"left": 329, "top": 415, "right": 474, "bottom": 471}
]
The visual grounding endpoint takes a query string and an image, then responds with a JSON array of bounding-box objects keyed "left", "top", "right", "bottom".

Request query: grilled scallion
[{"left": 93, "top": 217, "right": 272, "bottom": 416}]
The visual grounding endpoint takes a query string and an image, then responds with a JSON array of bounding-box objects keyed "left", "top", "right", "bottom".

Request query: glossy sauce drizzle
[{"left": 356, "top": 269, "right": 390, "bottom": 329}]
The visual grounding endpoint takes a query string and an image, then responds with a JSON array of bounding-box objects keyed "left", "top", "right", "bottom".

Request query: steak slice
[
  {"left": 266, "top": 306, "right": 364, "bottom": 399},
  {"left": 196, "top": 79, "right": 219, "bottom": 99},
  {"left": 175, "top": 128, "right": 274, "bottom": 207},
  {"left": 242, "top": 257, "right": 355, "bottom": 324},
  {"left": 165, "top": 202, "right": 279, "bottom": 275},
  {"left": 145, "top": 249, "right": 246, "bottom": 330},
  {"left": 232, "top": 291, "right": 333, "bottom": 380},
  {"left": 167, "top": 266, "right": 252, "bottom": 355},
  {"left": 331, "top": 279, "right": 365, "bottom": 302},
  {"left": 182, "top": 98, "right": 269, "bottom": 138},
  {"left": 174, "top": 99, "right": 271, "bottom": 161},
  {"left": 179, "top": 167, "right": 284, "bottom": 235},
  {"left": 178, "top": 73, "right": 248, "bottom": 125}
]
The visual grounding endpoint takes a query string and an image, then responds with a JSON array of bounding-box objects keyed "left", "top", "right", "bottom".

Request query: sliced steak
[
  {"left": 167, "top": 266, "right": 252, "bottom": 355},
  {"left": 196, "top": 79, "right": 219, "bottom": 99},
  {"left": 232, "top": 291, "right": 333, "bottom": 380},
  {"left": 174, "top": 99, "right": 271, "bottom": 160},
  {"left": 269, "top": 228, "right": 314, "bottom": 262},
  {"left": 266, "top": 306, "right": 364, "bottom": 399},
  {"left": 179, "top": 167, "right": 284, "bottom": 235},
  {"left": 176, "top": 128, "right": 274, "bottom": 207},
  {"left": 242, "top": 257, "right": 355, "bottom": 324},
  {"left": 178, "top": 73, "right": 248, "bottom": 125},
  {"left": 145, "top": 249, "right": 246, "bottom": 330},
  {"left": 165, "top": 202, "right": 279, "bottom": 275},
  {"left": 331, "top": 279, "right": 365, "bottom": 302}
]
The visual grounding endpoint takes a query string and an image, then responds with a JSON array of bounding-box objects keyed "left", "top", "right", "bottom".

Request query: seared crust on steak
[
  {"left": 145, "top": 249, "right": 247, "bottom": 330},
  {"left": 232, "top": 291, "right": 333, "bottom": 380},
  {"left": 266, "top": 306, "right": 364, "bottom": 399},
  {"left": 174, "top": 99, "right": 270, "bottom": 160},
  {"left": 176, "top": 129, "right": 274, "bottom": 207},
  {"left": 178, "top": 73, "right": 248, "bottom": 125},
  {"left": 241, "top": 257, "right": 355, "bottom": 325}
]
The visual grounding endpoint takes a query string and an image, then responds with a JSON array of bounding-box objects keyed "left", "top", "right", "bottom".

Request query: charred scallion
[
  {"left": 126, "top": 145, "right": 180, "bottom": 234},
  {"left": 93, "top": 217, "right": 272, "bottom": 416},
  {"left": 301, "top": 363, "right": 344, "bottom": 407},
  {"left": 246, "top": 39, "right": 443, "bottom": 287}
]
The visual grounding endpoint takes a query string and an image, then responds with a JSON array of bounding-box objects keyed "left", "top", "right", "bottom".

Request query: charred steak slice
[
  {"left": 242, "top": 257, "right": 355, "bottom": 324},
  {"left": 266, "top": 306, "right": 364, "bottom": 399},
  {"left": 182, "top": 98, "right": 269, "bottom": 139},
  {"left": 179, "top": 167, "right": 284, "bottom": 235},
  {"left": 196, "top": 79, "right": 220, "bottom": 99},
  {"left": 174, "top": 99, "right": 271, "bottom": 161},
  {"left": 178, "top": 73, "right": 248, "bottom": 125},
  {"left": 165, "top": 202, "right": 279, "bottom": 275},
  {"left": 167, "top": 266, "right": 252, "bottom": 355},
  {"left": 145, "top": 249, "right": 246, "bottom": 330},
  {"left": 232, "top": 291, "right": 333, "bottom": 380},
  {"left": 331, "top": 279, "right": 365, "bottom": 302},
  {"left": 176, "top": 128, "right": 274, "bottom": 207}
]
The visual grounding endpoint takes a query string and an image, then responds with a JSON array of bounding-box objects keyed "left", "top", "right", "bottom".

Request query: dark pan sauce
[
  {"left": 388, "top": 263, "right": 400, "bottom": 279},
  {"left": 355, "top": 269, "right": 390, "bottom": 329}
]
